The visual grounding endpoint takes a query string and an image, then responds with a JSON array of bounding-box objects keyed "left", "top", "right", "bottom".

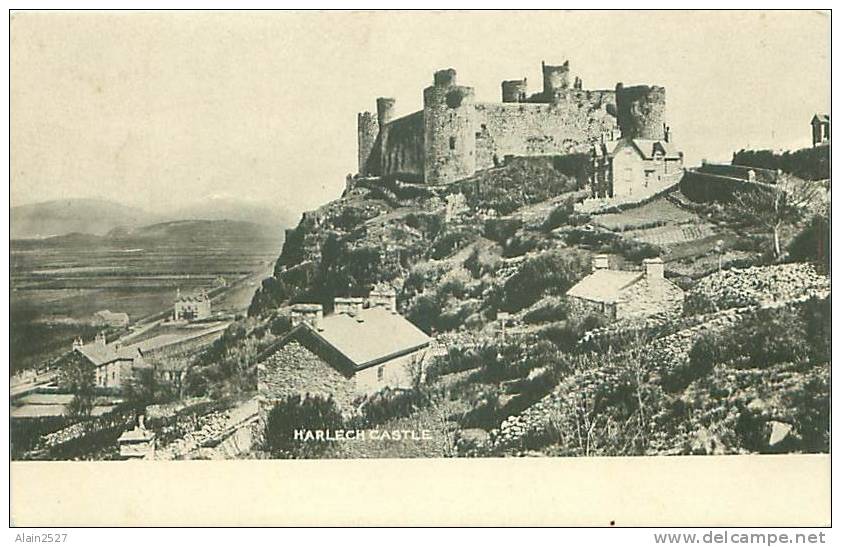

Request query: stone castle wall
[
  {"left": 379, "top": 111, "right": 424, "bottom": 181},
  {"left": 358, "top": 63, "right": 665, "bottom": 185},
  {"left": 474, "top": 91, "right": 617, "bottom": 171}
]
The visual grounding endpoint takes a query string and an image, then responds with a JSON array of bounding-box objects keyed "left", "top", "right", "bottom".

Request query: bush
[
  {"left": 484, "top": 217, "right": 523, "bottom": 243},
  {"left": 430, "top": 228, "right": 475, "bottom": 260},
  {"left": 355, "top": 387, "right": 431, "bottom": 426},
  {"left": 662, "top": 333, "right": 719, "bottom": 392},
  {"left": 522, "top": 299, "right": 569, "bottom": 324},
  {"left": 501, "top": 250, "right": 589, "bottom": 312},
  {"left": 542, "top": 200, "right": 575, "bottom": 231},
  {"left": 265, "top": 394, "right": 344, "bottom": 458}
]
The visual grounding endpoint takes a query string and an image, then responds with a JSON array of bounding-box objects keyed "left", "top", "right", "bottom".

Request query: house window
[
  {"left": 377, "top": 366, "right": 385, "bottom": 382},
  {"left": 449, "top": 136, "right": 457, "bottom": 150}
]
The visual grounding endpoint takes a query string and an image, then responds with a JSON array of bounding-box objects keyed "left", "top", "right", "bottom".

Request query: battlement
[{"left": 356, "top": 60, "right": 670, "bottom": 185}]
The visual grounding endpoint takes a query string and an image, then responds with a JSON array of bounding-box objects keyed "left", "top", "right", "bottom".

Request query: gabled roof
[
  {"left": 629, "top": 139, "right": 682, "bottom": 160},
  {"left": 75, "top": 344, "right": 139, "bottom": 367},
  {"left": 309, "top": 307, "right": 431, "bottom": 369},
  {"left": 566, "top": 269, "right": 643, "bottom": 303},
  {"left": 266, "top": 307, "right": 431, "bottom": 372},
  {"left": 812, "top": 113, "right": 830, "bottom": 124}
]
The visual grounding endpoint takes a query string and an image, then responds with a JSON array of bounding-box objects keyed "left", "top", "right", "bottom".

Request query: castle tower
[
  {"left": 501, "top": 78, "right": 528, "bottom": 103},
  {"left": 542, "top": 60, "right": 571, "bottom": 100},
  {"left": 376, "top": 97, "right": 397, "bottom": 129},
  {"left": 615, "top": 83, "right": 667, "bottom": 140},
  {"left": 357, "top": 111, "right": 379, "bottom": 175},
  {"left": 423, "top": 68, "right": 476, "bottom": 184}
]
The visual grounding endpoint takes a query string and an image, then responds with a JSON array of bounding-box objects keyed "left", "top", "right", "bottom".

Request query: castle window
[
  {"left": 377, "top": 366, "right": 385, "bottom": 382},
  {"left": 449, "top": 137, "right": 457, "bottom": 150}
]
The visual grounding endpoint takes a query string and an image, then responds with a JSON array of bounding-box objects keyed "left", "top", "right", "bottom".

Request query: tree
[
  {"left": 59, "top": 354, "right": 96, "bottom": 419},
  {"left": 732, "top": 175, "right": 822, "bottom": 258}
]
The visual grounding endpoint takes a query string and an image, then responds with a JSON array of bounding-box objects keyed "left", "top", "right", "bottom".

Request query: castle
[{"left": 357, "top": 60, "right": 679, "bottom": 187}]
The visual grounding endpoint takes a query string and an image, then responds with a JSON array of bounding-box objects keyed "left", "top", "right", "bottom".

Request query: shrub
[
  {"left": 522, "top": 299, "right": 569, "bottom": 324},
  {"left": 355, "top": 387, "right": 432, "bottom": 426},
  {"left": 501, "top": 250, "right": 589, "bottom": 312},
  {"left": 430, "top": 228, "right": 475, "bottom": 260},
  {"left": 542, "top": 200, "right": 575, "bottom": 231},
  {"left": 484, "top": 217, "right": 523, "bottom": 243},
  {"left": 265, "top": 394, "right": 344, "bottom": 458}
]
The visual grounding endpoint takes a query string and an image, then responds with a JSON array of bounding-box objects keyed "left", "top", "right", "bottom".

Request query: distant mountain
[
  {"left": 11, "top": 198, "right": 161, "bottom": 240},
  {"left": 167, "top": 195, "right": 295, "bottom": 228},
  {"left": 11, "top": 196, "right": 297, "bottom": 240},
  {"left": 106, "top": 219, "right": 284, "bottom": 245}
]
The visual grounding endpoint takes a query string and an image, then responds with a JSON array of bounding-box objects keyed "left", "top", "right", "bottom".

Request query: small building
[
  {"left": 174, "top": 288, "right": 211, "bottom": 321},
  {"left": 117, "top": 416, "right": 156, "bottom": 459},
  {"left": 92, "top": 309, "right": 130, "bottom": 328},
  {"left": 811, "top": 113, "right": 830, "bottom": 147},
  {"left": 70, "top": 333, "right": 150, "bottom": 390},
  {"left": 608, "top": 137, "right": 683, "bottom": 198},
  {"left": 566, "top": 255, "right": 684, "bottom": 322},
  {"left": 257, "top": 300, "right": 431, "bottom": 410}
]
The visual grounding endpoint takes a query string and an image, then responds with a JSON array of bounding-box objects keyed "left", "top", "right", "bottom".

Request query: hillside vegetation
[{"left": 191, "top": 154, "right": 829, "bottom": 457}]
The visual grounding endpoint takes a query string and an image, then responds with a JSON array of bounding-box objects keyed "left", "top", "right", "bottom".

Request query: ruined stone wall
[
  {"left": 379, "top": 111, "right": 425, "bottom": 181},
  {"left": 257, "top": 340, "right": 358, "bottom": 410},
  {"left": 473, "top": 91, "right": 618, "bottom": 171}
]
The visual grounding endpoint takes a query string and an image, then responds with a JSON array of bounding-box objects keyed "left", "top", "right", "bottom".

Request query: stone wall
[
  {"left": 424, "top": 83, "right": 477, "bottom": 184},
  {"left": 357, "top": 111, "right": 379, "bottom": 175},
  {"left": 474, "top": 93, "right": 617, "bottom": 172},
  {"left": 257, "top": 340, "right": 357, "bottom": 410},
  {"left": 380, "top": 111, "right": 424, "bottom": 181},
  {"left": 615, "top": 84, "right": 666, "bottom": 140},
  {"left": 615, "top": 277, "right": 685, "bottom": 321}
]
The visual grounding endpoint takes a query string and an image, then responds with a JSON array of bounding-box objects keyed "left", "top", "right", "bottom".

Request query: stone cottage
[
  {"left": 566, "top": 255, "right": 684, "bottom": 321},
  {"left": 257, "top": 299, "right": 431, "bottom": 410},
  {"left": 70, "top": 333, "right": 150, "bottom": 390}
]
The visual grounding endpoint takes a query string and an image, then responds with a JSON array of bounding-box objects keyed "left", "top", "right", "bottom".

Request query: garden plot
[{"left": 625, "top": 223, "right": 717, "bottom": 246}]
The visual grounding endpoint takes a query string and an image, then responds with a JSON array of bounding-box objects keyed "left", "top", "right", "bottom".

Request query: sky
[{"left": 11, "top": 10, "right": 830, "bottom": 217}]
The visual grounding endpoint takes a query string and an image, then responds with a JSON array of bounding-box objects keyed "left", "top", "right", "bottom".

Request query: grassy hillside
[{"left": 186, "top": 155, "right": 829, "bottom": 456}]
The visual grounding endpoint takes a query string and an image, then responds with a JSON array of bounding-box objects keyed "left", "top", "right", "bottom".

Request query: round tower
[
  {"left": 376, "top": 97, "right": 397, "bottom": 129},
  {"left": 615, "top": 83, "right": 667, "bottom": 140},
  {"left": 501, "top": 78, "right": 528, "bottom": 103},
  {"left": 357, "top": 111, "right": 379, "bottom": 175},
  {"left": 542, "top": 60, "right": 570, "bottom": 100},
  {"left": 423, "top": 69, "right": 476, "bottom": 185}
]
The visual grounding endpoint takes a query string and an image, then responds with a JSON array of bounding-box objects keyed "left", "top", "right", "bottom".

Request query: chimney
[
  {"left": 593, "top": 255, "right": 609, "bottom": 271},
  {"left": 643, "top": 257, "right": 664, "bottom": 281},
  {"left": 95, "top": 332, "right": 107, "bottom": 347},
  {"left": 369, "top": 286, "right": 398, "bottom": 312},
  {"left": 138, "top": 415, "right": 146, "bottom": 430},
  {"left": 334, "top": 297, "right": 364, "bottom": 316},
  {"left": 72, "top": 337, "right": 83, "bottom": 350},
  {"left": 290, "top": 303, "right": 323, "bottom": 329}
]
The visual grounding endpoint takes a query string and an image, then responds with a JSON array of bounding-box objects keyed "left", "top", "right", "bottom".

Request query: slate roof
[
  {"left": 311, "top": 307, "right": 431, "bottom": 369},
  {"left": 566, "top": 269, "right": 643, "bottom": 303},
  {"left": 75, "top": 344, "right": 138, "bottom": 367},
  {"left": 631, "top": 139, "right": 682, "bottom": 160},
  {"left": 267, "top": 306, "right": 432, "bottom": 372}
]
